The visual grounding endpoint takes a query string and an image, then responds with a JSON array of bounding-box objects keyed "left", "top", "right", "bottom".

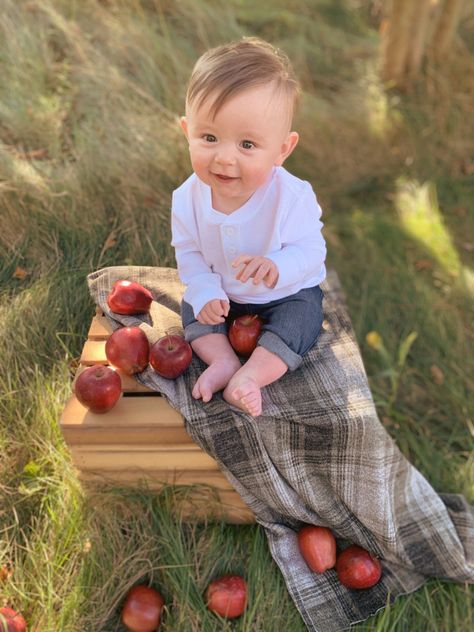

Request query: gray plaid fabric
[{"left": 87, "top": 266, "right": 474, "bottom": 632}]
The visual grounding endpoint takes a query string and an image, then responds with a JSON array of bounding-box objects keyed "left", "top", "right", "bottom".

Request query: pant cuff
[
  {"left": 257, "top": 331, "right": 302, "bottom": 371},
  {"left": 184, "top": 321, "right": 227, "bottom": 343}
]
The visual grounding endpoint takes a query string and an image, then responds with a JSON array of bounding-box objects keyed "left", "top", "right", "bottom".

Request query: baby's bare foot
[
  {"left": 192, "top": 358, "right": 241, "bottom": 403},
  {"left": 223, "top": 375, "right": 262, "bottom": 417}
]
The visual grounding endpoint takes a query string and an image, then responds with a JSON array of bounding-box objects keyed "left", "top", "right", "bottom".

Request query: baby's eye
[
  {"left": 203, "top": 134, "right": 217, "bottom": 143},
  {"left": 241, "top": 140, "right": 255, "bottom": 150}
]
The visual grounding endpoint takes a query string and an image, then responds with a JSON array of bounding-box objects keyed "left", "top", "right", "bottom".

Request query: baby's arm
[
  {"left": 258, "top": 187, "right": 326, "bottom": 290},
  {"left": 231, "top": 187, "right": 325, "bottom": 291},
  {"left": 171, "top": 206, "right": 228, "bottom": 317}
]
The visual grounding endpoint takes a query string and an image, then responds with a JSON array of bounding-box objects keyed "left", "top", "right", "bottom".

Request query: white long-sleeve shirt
[{"left": 171, "top": 166, "right": 327, "bottom": 318}]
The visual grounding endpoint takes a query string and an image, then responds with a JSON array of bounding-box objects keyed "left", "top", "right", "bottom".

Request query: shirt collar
[{"left": 198, "top": 168, "right": 277, "bottom": 224}]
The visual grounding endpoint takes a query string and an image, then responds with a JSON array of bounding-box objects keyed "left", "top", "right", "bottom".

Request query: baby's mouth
[{"left": 214, "top": 173, "right": 238, "bottom": 181}]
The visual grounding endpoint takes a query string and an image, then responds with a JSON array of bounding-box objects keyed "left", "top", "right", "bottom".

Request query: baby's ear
[
  {"left": 276, "top": 131, "right": 299, "bottom": 166},
  {"left": 180, "top": 116, "right": 189, "bottom": 139}
]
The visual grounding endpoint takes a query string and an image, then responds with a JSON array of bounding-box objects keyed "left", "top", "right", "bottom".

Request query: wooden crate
[{"left": 60, "top": 310, "right": 255, "bottom": 524}]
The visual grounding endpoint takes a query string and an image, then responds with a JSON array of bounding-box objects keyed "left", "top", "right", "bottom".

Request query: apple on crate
[
  {"left": 150, "top": 334, "right": 192, "bottom": 379},
  {"left": 74, "top": 365, "right": 122, "bottom": 413},
  {"left": 107, "top": 280, "right": 153, "bottom": 315},
  {"left": 105, "top": 326, "right": 150, "bottom": 375}
]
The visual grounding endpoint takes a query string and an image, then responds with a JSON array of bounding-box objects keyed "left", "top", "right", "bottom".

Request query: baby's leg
[
  {"left": 223, "top": 346, "right": 287, "bottom": 417},
  {"left": 191, "top": 333, "right": 241, "bottom": 403}
]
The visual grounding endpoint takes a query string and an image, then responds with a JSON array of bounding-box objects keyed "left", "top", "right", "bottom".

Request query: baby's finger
[
  {"left": 203, "top": 312, "right": 221, "bottom": 325},
  {"left": 197, "top": 313, "right": 208, "bottom": 325},
  {"left": 265, "top": 265, "right": 280, "bottom": 289},
  {"left": 264, "top": 268, "right": 279, "bottom": 288},
  {"left": 209, "top": 300, "right": 222, "bottom": 316},
  {"left": 202, "top": 305, "right": 216, "bottom": 323},
  {"left": 234, "top": 260, "right": 252, "bottom": 280},
  {"left": 211, "top": 302, "right": 228, "bottom": 323},
  {"left": 239, "top": 260, "right": 261, "bottom": 283},
  {"left": 231, "top": 254, "right": 251, "bottom": 268},
  {"left": 220, "top": 300, "right": 230, "bottom": 316},
  {"left": 253, "top": 262, "right": 270, "bottom": 284},
  {"left": 235, "top": 264, "right": 247, "bottom": 281}
]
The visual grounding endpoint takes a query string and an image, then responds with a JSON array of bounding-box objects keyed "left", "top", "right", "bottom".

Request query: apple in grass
[
  {"left": 228, "top": 314, "right": 264, "bottom": 356},
  {"left": 297, "top": 525, "right": 337, "bottom": 573},
  {"left": 206, "top": 574, "right": 247, "bottom": 619},
  {"left": 335, "top": 545, "right": 382, "bottom": 589},
  {"left": 105, "top": 327, "right": 150, "bottom": 375},
  {"left": 107, "top": 280, "right": 153, "bottom": 315},
  {"left": 149, "top": 334, "right": 192, "bottom": 379},
  {"left": 121, "top": 585, "right": 165, "bottom": 632},
  {"left": 74, "top": 365, "right": 122, "bottom": 413},
  {"left": 0, "top": 607, "right": 27, "bottom": 632}
]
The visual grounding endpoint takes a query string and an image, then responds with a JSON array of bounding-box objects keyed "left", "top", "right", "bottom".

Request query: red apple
[
  {"left": 107, "top": 280, "right": 153, "bottom": 315},
  {"left": 74, "top": 365, "right": 122, "bottom": 413},
  {"left": 297, "top": 525, "right": 337, "bottom": 573},
  {"left": 0, "top": 607, "right": 27, "bottom": 632},
  {"left": 206, "top": 574, "right": 247, "bottom": 619},
  {"left": 228, "top": 314, "right": 264, "bottom": 356},
  {"left": 105, "top": 327, "right": 150, "bottom": 375},
  {"left": 149, "top": 334, "right": 192, "bottom": 379},
  {"left": 121, "top": 584, "right": 164, "bottom": 632},
  {"left": 336, "top": 545, "right": 382, "bottom": 589}
]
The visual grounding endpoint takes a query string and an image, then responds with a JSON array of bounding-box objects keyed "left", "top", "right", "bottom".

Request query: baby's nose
[{"left": 215, "top": 144, "right": 236, "bottom": 165}]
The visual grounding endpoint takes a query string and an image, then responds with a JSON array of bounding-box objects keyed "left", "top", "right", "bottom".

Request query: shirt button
[
  {"left": 229, "top": 246, "right": 236, "bottom": 254},
  {"left": 225, "top": 227, "right": 234, "bottom": 236}
]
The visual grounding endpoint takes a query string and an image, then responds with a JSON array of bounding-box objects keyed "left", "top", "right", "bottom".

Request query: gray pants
[{"left": 181, "top": 285, "right": 324, "bottom": 370}]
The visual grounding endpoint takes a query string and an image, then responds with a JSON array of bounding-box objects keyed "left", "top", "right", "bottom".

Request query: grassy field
[{"left": 0, "top": 0, "right": 473, "bottom": 630}]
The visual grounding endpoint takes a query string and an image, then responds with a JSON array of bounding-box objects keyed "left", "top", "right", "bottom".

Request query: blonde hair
[{"left": 185, "top": 37, "right": 300, "bottom": 122}]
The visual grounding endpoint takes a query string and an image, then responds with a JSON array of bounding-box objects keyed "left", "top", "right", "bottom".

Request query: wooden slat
[
  {"left": 87, "top": 314, "right": 113, "bottom": 340},
  {"left": 69, "top": 443, "right": 220, "bottom": 471},
  {"left": 80, "top": 340, "right": 107, "bottom": 365},
  {"left": 118, "top": 374, "right": 152, "bottom": 393},
  {"left": 60, "top": 395, "right": 190, "bottom": 445}
]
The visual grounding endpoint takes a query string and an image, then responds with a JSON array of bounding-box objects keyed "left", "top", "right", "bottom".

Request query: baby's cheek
[
  {"left": 247, "top": 168, "right": 266, "bottom": 187},
  {"left": 189, "top": 152, "right": 209, "bottom": 180}
]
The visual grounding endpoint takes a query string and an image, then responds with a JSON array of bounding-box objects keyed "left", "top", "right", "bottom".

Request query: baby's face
[{"left": 181, "top": 83, "right": 298, "bottom": 214}]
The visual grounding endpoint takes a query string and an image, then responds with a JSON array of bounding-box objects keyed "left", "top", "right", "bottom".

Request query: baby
[{"left": 171, "top": 37, "right": 327, "bottom": 417}]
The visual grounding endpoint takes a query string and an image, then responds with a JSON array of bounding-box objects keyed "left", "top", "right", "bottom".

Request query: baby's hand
[
  {"left": 232, "top": 254, "right": 279, "bottom": 289},
  {"left": 196, "top": 299, "right": 229, "bottom": 325}
]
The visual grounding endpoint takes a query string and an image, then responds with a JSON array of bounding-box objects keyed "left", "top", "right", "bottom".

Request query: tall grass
[{"left": 1, "top": 1, "right": 473, "bottom": 630}]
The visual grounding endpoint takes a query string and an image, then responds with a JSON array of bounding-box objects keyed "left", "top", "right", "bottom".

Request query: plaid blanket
[{"left": 87, "top": 265, "right": 474, "bottom": 632}]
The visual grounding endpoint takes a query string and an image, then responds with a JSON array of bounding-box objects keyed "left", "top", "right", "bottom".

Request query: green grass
[{"left": 0, "top": 1, "right": 473, "bottom": 630}]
